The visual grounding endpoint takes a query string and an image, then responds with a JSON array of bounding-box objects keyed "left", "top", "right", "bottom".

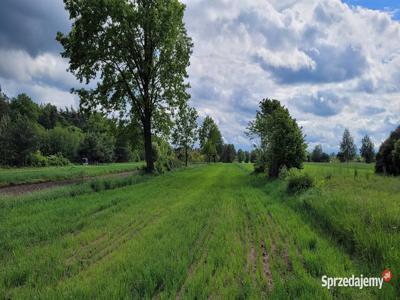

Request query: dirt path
[{"left": 0, "top": 171, "right": 139, "bottom": 196}]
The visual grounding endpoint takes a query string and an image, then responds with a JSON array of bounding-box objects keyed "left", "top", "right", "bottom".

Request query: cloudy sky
[{"left": 1, "top": 0, "right": 400, "bottom": 152}]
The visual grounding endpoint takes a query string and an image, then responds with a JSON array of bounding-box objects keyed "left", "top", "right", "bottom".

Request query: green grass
[
  {"left": 0, "top": 162, "right": 145, "bottom": 187},
  {"left": 0, "top": 163, "right": 398, "bottom": 299}
]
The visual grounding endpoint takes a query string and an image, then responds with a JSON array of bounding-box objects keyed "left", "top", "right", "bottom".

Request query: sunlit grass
[
  {"left": 0, "top": 163, "right": 397, "bottom": 299},
  {"left": 0, "top": 162, "right": 144, "bottom": 187}
]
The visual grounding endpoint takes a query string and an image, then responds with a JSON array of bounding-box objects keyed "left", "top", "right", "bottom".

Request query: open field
[
  {"left": 0, "top": 163, "right": 399, "bottom": 299},
  {"left": 0, "top": 162, "right": 144, "bottom": 187}
]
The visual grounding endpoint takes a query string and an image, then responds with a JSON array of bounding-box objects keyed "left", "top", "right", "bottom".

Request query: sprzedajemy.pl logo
[{"left": 321, "top": 269, "right": 395, "bottom": 290}]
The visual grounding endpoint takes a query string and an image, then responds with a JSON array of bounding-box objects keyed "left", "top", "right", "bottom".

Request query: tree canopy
[
  {"left": 171, "top": 103, "right": 198, "bottom": 166},
  {"left": 199, "top": 116, "right": 223, "bottom": 162},
  {"left": 248, "top": 99, "right": 307, "bottom": 178}
]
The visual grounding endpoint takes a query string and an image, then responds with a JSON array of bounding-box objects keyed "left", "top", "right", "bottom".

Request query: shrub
[
  {"left": 27, "top": 151, "right": 48, "bottom": 167},
  {"left": 153, "top": 139, "right": 180, "bottom": 174},
  {"left": 287, "top": 173, "right": 314, "bottom": 194},
  {"left": 41, "top": 126, "right": 83, "bottom": 161},
  {"left": 279, "top": 165, "right": 289, "bottom": 179},
  {"left": 47, "top": 153, "right": 70, "bottom": 166}
]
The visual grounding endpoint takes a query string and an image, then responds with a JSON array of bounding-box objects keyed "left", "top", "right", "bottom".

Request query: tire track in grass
[
  {"left": 2, "top": 166, "right": 221, "bottom": 297},
  {"left": 63, "top": 168, "right": 223, "bottom": 285},
  {"left": 175, "top": 211, "right": 218, "bottom": 300}
]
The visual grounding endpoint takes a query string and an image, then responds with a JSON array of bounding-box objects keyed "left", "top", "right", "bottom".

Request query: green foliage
[
  {"left": 244, "top": 151, "right": 250, "bottom": 163},
  {"left": 57, "top": 0, "right": 193, "bottom": 173},
  {"left": 237, "top": 149, "right": 245, "bottom": 163},
  {"left": 248, "top": 99, "right": 307, "bottom": 178},
  {"left": 41, "top": 126, "right": 83, "bottom": 161},
  {"left": 38, "top": 103, "right": 58, "bottom": 129},
  {"left": 26, "top": 151, "right": 49, "bottom": 167},
  {"left": 199, "top": 116, "right": 223, "bottom": 162},
  {"left": 9, "top": 94, "right": 40, "bottom": 122},
  {"left": 339, "top": 129, "right": 356, "bottom": 162},
  {"left": 376, "top": 126, "right": 400, "bottom": 175},
  {"left": 220, "top": 144, "right": 236, "bottom": 163},
  {"left": 287, "top": 173, "right": 314, "bottom": 194},
  {"left": 172, "top": 104, "right": 198, "bottom": 166},
  {"left": 360, "top": 135, "right": 375, "bottom": 163},
  {"left": 79, "top": 131, "right": 115, "bottom": 164},
  {"left": 115, "top": 146, "right": 133, "bottom": 163},
  {"left": 0, "top": 115, "right": 40, "bottom": 166},
  {"left": 47, "top": 153, "right": 71, "bottom": 167},
  {"left": 310, "top": 145, "right": 330, "bottom": 162},
  {"left": 152, "top": 139, "right": 181, "bottom": 174},
  {"left": 250, "top": 150, "right": 258, "bottom": 163}
]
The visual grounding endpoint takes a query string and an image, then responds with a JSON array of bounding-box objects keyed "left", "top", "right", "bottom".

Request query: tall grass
[
  {"left": 0, "top": 162, "right": 145, "bottom": 187},
  {"left": 1, "top": 164, "right": 395, "bottom": 298}
]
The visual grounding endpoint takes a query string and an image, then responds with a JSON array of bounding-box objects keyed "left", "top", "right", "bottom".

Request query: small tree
[
  {"left": 199, "top": 116, "right": 223, "bottom": 162},
  {"left": 237, "top": 149, "right": 244, "bottom": 163},
  {"left": 311, "top": 145, "right": 323, "bottom": 162},
  {"left": 339, "top": 129, "right": 356, "bottom": 162},
  {"left": 221, "top": 144, "right": 236, "bottom": 163},
  {"left": 250, "top": 150, "right": 258, "bottom": 163},
  {"left": 203, "top": 140, "right": 217, "bottom": 163},
  {"left": 360, "top": 135, "right": 375, "bottom": 163},
  {"left": 248, "top": 99, "right": 307, "bottom": 178},
  {"left": 172, "top": 104, "right": 198, "bottom": 166},
  {"left": 0, "top": 115, "right": 39, "bottom": 166},
  {"left": 244, "top": 151, "right": 250, "bottom": 163}
]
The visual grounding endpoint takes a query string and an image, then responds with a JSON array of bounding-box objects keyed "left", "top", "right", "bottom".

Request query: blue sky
[
  {"left": 344, "top": 0, "right": 400, "bottom": 19},
  {"left": 0, "top": 0, "right": 400, "bottom": 153}
]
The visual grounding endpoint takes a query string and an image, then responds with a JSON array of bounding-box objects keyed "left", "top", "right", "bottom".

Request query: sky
[{"left": 0, "top": 0, "right": 399, "bottom": 153}]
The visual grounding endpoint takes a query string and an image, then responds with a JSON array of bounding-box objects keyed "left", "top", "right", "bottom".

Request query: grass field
[
  {"left": 0, "top": 163, "right": 399, "bottom": 299},
  {"left": 0, "top": 162, "right": 145, "bottom": 187}
]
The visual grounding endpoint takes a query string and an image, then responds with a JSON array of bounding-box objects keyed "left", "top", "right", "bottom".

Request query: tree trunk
[
  {"left": 185, "top": 146, "right": 188, "bottom": 167},
  {"left": 268, "top": 162, "right": 279, "bottom": 178},
  {"left": 143, "top": 114, "right": 154, "bottom": 173}
]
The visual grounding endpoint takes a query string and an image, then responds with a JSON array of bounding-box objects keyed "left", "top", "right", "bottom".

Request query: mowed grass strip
[
  {"left": 1, "top": 164, "right": 390, "bottom": 299},
  {"left": 0, "top": 162, "right": 144, "bottom": 187}
]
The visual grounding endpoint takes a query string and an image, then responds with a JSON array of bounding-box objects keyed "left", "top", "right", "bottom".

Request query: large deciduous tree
[
  {"left": 248, "top": 99, "right": 307, "bottom": 178},
  {"left": 171, "top": 103, "right": 198, "bottom": 166},
  {"left": 57, "top": 0, "right": 193, "bottom": 173}
]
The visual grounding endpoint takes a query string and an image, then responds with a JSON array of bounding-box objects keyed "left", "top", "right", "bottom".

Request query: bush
[
  {"left": 279, "top": 165, "right": 289, "bottom": 179},
  {"left": 47, "top": 153, "right": 70, "bottom": 166},
  {"left": 153, "top": 139, "right": 180, "bottom": 174},
  {"left": 27, "top": 151, "right": 48, "bottom": 167},
  {"left": 41, "top": 126, "right": 83, "bottom": 161},
  {"left": 287, "top": 173, "right": 314, "bottom": 194}
]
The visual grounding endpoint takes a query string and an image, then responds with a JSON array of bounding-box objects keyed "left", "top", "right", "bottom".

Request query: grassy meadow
[
  {"left": 0, "top": 162, "right": 144, "bottom": 187},
  {"left": 0, "top": 163, "right": 399, "bottom": 299}
]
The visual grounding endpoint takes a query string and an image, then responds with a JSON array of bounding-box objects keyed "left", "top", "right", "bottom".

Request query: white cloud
[
  {"left": 184, "top": 0, "right": 400, "bottom": 151},
  {"left": 0, "top": 49, "right": 76, "bottom": 88}
]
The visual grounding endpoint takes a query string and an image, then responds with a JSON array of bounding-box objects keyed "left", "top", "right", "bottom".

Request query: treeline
[
  {"left": 0, "top": 88, "right": 253, "bottom": 170},
  {"left": 308, "top": 129, "right": 375, "bottom": 164},
  {"left": 0, "top": 89, "right": 143, "bottom": 167},
  {"left": 247, "top": 98, "right": 400, "bottom": 178},
  {"left": 308, "top": 126, "right": 400, "bottom": 176}
]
